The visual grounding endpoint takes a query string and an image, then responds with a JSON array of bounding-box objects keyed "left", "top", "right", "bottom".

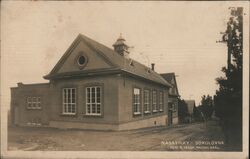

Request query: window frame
[
  {"left": 144, "top": 89, "right": 151, "bottom": 114},
  {"left": 27, "top": 97, "right": 42, "bottom": 110},
  {"left": 62, "top": 88, "right": 77, "bottom": 115},
  {"left": 85, "top": 86, "right": 102, "bottom": 116},
  {"left": 133, "top": 87, "right": 141, "bottom": 115},
  {"left": 152, "top": 90, "right": 158, "bottom": 112},
  {"left": 75, "top": 52, "right": 88, "bottom": 70},
  {"left": 159, "top": 91, "right": 164, "bottom": 112}
]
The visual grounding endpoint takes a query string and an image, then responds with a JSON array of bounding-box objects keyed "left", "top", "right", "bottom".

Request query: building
[
  {"left": 160, "top": 73, "right": 179, "bottom": 125},
  {"left": 10, "top": 33, "right": 174, "bottom": 131},
  {"left": 184, "top": 100, "right": 196, "bottom": 123}
]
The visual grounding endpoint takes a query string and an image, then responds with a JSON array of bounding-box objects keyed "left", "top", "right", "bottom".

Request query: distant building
[
  {"left": 10, "top": 33, "right": 176, "bottom": 131},
  {"left": 184, "top": 100, "right": 196, "bottom": 123},
  {"left": 160, "top": 73, "right": 179, "bottom": 125}
]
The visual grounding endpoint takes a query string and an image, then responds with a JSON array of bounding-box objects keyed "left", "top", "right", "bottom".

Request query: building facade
[
  {"left": 160, "top": 73, "right": 179, "bottom": 125},
  {"left": 10, "top": 34, "right": 174, "bottom": 131}
]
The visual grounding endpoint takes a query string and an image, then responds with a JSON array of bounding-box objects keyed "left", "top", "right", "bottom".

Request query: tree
[
  {"left": 177, "top": 98, "right": 189, "bottom": 123},
  {"left": 199, "top": 95, "right": 214, "bottom": 120},
  {"left": 193, "top": 105, "right": 204, "bottom": 122},
  {"left": 214, "top": 7, "right": 243, "bottom": 150}
]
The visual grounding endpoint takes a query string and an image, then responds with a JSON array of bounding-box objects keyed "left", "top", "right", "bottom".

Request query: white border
[{"left": 1, "top": 1, "right": 249, "bottom": 159}]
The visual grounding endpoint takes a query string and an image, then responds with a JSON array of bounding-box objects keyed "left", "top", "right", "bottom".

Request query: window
[
  {"left": 152, "top": 91, "right": 157, "bottom": 112},
  {"left": 76, "top": 54, "right": 88, "bottom": 69},
  {"left": 159, "top": 92, "right": 163, "bottom": 111},
  {"left": 144, "top": 90, "right": 150, "bottom": 113},
  {"left": 86, "top": 86, "right": 101, "bottom": 115},
  {"left": 62, "top": 88, "right": 76, "bottom": 115},
  {"left": 78, "top": 55, "right": 86, "bottom": 66},
  {"left": 133, "top": 88, "right": 141, "bottom": 115},
  {"left": 168, "top": 102, "right": 177, "bottom": 111},
  {"left": 27, "top": 97, "right": 41, "bottom": 109}
]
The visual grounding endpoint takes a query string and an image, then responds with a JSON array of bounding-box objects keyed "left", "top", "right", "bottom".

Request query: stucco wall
[
  {"left": 117, "top": 74, "right": 169, "bottom": 125},
  {"left": 49, "top": 74, "right": 119, "bottom": 124},
  {"left": 11, "top": 73, "right": 172, "bottom": 130},
  {"left": 10, "top": 83, "right": 50, "bottom": 126}
]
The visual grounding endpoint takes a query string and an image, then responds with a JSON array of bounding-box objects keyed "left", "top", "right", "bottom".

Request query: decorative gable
[
  {"left": 45, "top": 35, "right": 115, "bottom": 79},
  {"left": 57, "top": 40, "right": 112, "bottom": 73},
  {"left": 170, "top": 78, "right": 177, "bottom": 95},
  {"left": 160, "top": 73, "right": 179, "bottom": 96}
]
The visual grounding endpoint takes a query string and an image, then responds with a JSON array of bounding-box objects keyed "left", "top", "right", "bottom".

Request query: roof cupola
[{"left": 113, "top": 33, "right": 129, "bottom": 58}]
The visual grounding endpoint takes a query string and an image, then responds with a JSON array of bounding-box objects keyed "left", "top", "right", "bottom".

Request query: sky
[{"left": 1, "top": 1, "right": 241, "bottom": 109}]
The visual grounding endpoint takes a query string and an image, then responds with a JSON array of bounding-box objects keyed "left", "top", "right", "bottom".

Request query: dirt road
[{"left": 8, "top": 120, "right": 226, "bottom": 151}]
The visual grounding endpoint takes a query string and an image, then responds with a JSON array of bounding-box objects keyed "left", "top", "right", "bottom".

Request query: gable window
[
  {"left": 86, "top": 86, "right": 101, "bottom": 115},
  {"left": 152, "top": 90, "right": 157, "bottom": 112},
  {"left": 133, "top": 88, "right": 141, "bottom": 115},
  {"left": 144, "top": 90, "right": 150, "bottom": 114},
  {"left": 78, "top": 55, "right": 86, "bottom": 66},
  {"left": 159, "top": 91, "right": 163, "bottom": 112},
  {"left": 27, "top": 97, "right": 41, "bottom": 109},
  {"left": 62, "top": 88, "right": 76, "bottom": 115},
  {"left": 76, "top": 53, "right": 88, "bottom": 69}
]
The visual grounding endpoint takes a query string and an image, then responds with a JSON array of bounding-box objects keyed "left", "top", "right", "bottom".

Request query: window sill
[
  {"left": 133, "top": 112, "right": 141, "bottom": 115},
  {"left": 144, "top": 111, "right": 151, "bottom": 114},
  {"left": 152, "top": 110, "right": 158, "bottom": 113},
  {"left": 27, "top": 108, "right": 42, "bottom": 110},
  {"left": 61, "top": 113, "right": 76, "bottom": 116},
  {"left": 85, "top": 114, "right": 102, "bottom": 116},
  {"left": 159, "top": 109, "right": 163, "bottom": 112}
]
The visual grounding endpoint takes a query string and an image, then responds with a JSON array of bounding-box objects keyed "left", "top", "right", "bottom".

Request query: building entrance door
[{"left": 168, "top": 110, "right": 173, "bottom": 126}]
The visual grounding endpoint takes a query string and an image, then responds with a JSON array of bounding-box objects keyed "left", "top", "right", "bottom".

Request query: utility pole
[{"left": 216, "top": 30, "right": 232, "bottom": 76}]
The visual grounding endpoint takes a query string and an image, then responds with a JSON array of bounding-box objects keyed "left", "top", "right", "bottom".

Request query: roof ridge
[{"left": 79, "top": 33, "right": 117, "bottom": 53}]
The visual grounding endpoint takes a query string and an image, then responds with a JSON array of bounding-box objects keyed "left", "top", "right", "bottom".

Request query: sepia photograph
[{"left": 1, "top": 1, "right": 249, "bottom": 159}]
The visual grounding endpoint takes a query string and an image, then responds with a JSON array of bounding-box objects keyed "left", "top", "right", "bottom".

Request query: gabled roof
[
  {"left": 44, "top": 33, "right": 171, "bottom": 87},
  {"left": 184, "top": 100, "right": 196, "bottom": 114},
  {"left": 160, "top": 72, "right": 179, "bottom": 96}
]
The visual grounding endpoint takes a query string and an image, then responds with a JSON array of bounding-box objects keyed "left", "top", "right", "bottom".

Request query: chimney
[
  {"left": 151, "top": 63, "right": 155, "bottom": 71},
  {"left": 17, "top": 82, "right": 23, "bottom": 87}
]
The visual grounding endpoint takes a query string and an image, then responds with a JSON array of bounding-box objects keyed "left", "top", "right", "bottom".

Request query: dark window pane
[
  {"left": 78, "top": 56, "right": 86, "bottom": 65},
  {"left": 64, "top": 104, "right": 67, "bottom": 112},
  {"left": 87, "top": 104, "right": 91, "bottom": 113},
  {"left": 97, "top": 104, "right": 101, "bottom": 113},
  {"left": 68, "top": 104, "right": 71, "bottom": 112},
  {"left": 92, "top": 104, "right": 96, "bottom": 113},
  {"left": 72, "top": 104, "right": 75, "bottom": 113},
  {"left": 97, "top": 97, "right": 101, "bottom": 103},
  {"left": 92, "top": 91, "right": 95, "bottom": 103},
  {"left": 97, "top": 87, "right": 101, "bottom": 96}
]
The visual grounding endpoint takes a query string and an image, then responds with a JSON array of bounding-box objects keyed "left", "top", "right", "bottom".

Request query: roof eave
[
  {"left": 121, "top": 69, "right": 171, "bottom": 87},
  {"left": 43, "top": 68, "right": 122, "bottom": 80}
]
